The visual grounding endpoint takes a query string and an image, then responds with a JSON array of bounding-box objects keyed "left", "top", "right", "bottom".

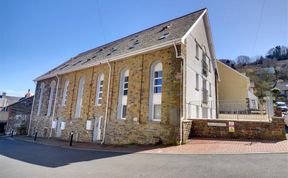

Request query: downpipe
[
  {"left": 173, "top": 42, "right": 186, "bottom": 145},
  {"left": 101, "top": 61, "right": 111, "bottom": 144},
  {"left": 49, "top": 74, "right": 60, "bottom": 138}
]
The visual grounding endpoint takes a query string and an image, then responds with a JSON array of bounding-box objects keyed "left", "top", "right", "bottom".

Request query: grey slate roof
[{"left": 38, "top": 8, "right": 206, "bottom": 80}]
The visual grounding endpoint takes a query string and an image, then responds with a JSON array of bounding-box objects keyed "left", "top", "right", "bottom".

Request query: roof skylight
[
  {"left": 59, "top": 64, "right": 69, "bottom": 70},
  {"left": 128, "top": 39, "right": 140, "bottom": 50},
  {"left": 158, "top": 32, "right": 170, "bottom": 40},
  {"left": 158, "top": 24, "right": 170, "bottom": 33},
  {"left": 82, "top": 58, "right": 91, "bottom": 65},
  {"left": 72, "top": 60, "right": 83, "bottom": 66},
  {"left": 107, "top": 47, "right": 117, "bottom": 56}
]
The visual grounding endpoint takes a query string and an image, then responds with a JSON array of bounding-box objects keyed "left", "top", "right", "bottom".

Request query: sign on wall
[
  {"left": 228, "top": 121, "right": 235, "bottom": 132},
  {"left": 207, "top": 122, "right": 226, "bottom": 127}
]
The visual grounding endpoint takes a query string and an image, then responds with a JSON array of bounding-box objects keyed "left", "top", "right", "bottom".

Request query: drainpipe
[
  {"left": 173, "top": 42, "right": 186, "bottom": 145},
  {"left": 27, "top": 82, "right": 37, "bottom": 136},
  {"left": 101, "top": 61, "right": 111, "bottom": 144},
  {"left": 49, "top": 74, "right": 60, "bottom": 138}
]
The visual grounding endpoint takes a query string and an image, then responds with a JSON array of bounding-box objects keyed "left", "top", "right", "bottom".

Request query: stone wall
[
  {"left": 6, "top": 96, "right": 33, "bottom": 135},
  {"left": 191, "top": 117, "right": 286, "bottom": 140},
  {"left": 182, "top": 120, "right": 192, "bottom": 144},
  {"left": 30, "top": 77, "right": 57, "bottom": 137},
  {"left": 30, "top": 46, "right": 182, "bottom": 145}
]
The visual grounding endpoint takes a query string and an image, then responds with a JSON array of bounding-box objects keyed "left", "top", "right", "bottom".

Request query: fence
[
  {"left": 186, "top": 98, "right": 274, "bottom": 121},
  {"left": 218, "top": 98, "right": 273, "bottom": 121}
]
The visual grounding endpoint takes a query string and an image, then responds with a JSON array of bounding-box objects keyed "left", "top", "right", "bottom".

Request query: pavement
[
  {"left": 0, "top": 137, "right": 287, "bottom": 178},
  {"left": 11, "top": 135, "right": 288, "bottom": 154}
]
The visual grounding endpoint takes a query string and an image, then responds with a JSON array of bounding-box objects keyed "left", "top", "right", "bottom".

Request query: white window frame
[
  {"left": 209, "top": 83, "right": 212, "bottom": 97},
  {"left": 195, "top": 43, "right": 200, "bottom": 60},
  {"left": 47, "top": 81, "right": 56, "bottom": 117},
  {"left": 95, "top": 73, "right": 104, "bottom": 106},
  {"left": 61, "top": 80, "right": 69, "bottom": 106},
  {"left": 37, "top": 83, "right": 45, "bottom": 116},
  {"left": 117, "top": 69, "right": 129, "bottom": 120},
  {"left": 75, "top": 77, "right": 85, "bottom": 118},
  {"left": 149, "top": 61, "right": 162, "bottom": 121},
  {"left": 195, "top": 73, "right": 199, "bottom": 91}
]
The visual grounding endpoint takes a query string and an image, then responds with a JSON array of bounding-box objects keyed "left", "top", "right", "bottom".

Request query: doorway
[
  {"left": 93, "top": 116, "right": 102, "bottom": 142},
  {"left": 56, "top": 119, "right": 62, "bottom": 138}
]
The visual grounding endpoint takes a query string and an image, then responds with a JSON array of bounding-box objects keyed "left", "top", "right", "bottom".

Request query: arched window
[
  {"left": 75, "top": 77, "right": 85, "bottom": 118},
  {"left": 47, "top": 81, "right": 56, "bottom": 116},
  {"left": 37, "top": 83, "right": 45, "bottom": 116},
  {"left": 61, "top": 80, "right": 69, "bottom": 106},
  {"left": 95, "top": 73, "right": 104, "bottom": 106},
  {"left": 117, "top": 69, "right": 129, "bottom": 119},
  {"left": 149, "top": 61, "right": 162, "bottom": 121}
]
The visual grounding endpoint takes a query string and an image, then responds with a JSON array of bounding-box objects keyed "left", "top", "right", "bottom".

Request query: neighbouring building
[
  {"left": 275, "top": 80, "right": 288, "bottom": 101},
  {"left": 217, "top": 60, "right": 259, "bottom": 113},
  {"left": 0, "top": 92, "right": 21, "bottom": 111},
  {"left": 0, "top": 92, "right": 22, "bottom": 134},
  {"left": 29, "top": 8, "right": 218, "bottom": 145},
  {"left": 5, "top": 95, "right": 34, "bottom": 135}
]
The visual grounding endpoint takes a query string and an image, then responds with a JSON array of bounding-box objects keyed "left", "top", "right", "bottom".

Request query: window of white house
[
  {"left": 202, "top": 51, "right": 206, "bottom": 61},
  {"left": 61, "top": 80, "right": 69, "bottom": 106},
  {"left": 208, "top": 58, "right": 211, "bottom": 72},
  {"left": 75, "top": 77, "right": 85, "bottom": 118},
  {"left": 117, "top": 69, "right": 129, "bottom": 119},
  {"left": 96, "top": 73, "right": 104, "bottom": 106},
  {"left": 149, "top": 61, "right": 162, "bottom": 121},
  {"left": 209, "top": 83, "right": 212, "bottom": 97},
  {"left": 47, "top": 81, "right": 56, "bottom": 117},
  {"left": 195, "top": 44, "right": 200, "bottom": 60},
  {"left": 37, "top": 83, "right": 45, "bottom": 116},
  {"left": 195, "top": 73, "right": 199, "bottom": 91},
  {"left": 210, "top": 108, "right": 213, "bottom": 119}
]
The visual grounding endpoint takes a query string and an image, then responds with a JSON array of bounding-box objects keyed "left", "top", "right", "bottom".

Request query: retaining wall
[{"left": 190, "top": 117, "right": 286, "bottom": 140}]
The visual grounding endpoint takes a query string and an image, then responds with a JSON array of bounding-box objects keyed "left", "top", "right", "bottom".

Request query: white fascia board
[
  {"left": 34, "top": 39, "right": 182, "bottom": 82},
  {"left": 181, "top": 9, "right": 207, "bottom": 44}
]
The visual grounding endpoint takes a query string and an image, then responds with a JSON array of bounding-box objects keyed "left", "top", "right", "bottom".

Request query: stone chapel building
[{"left": 29, "top": 8, "right": 218, "bottom": 144}]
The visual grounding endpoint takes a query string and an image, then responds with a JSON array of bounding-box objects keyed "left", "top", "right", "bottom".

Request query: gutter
[
  {"left": 27, "top": 82, "right": 37, "bottom": 136},
  {"left": 173, "top": 42, "right": 186, "bottom": 145},
  {"left": 101, "top": 61, "right": 112, "bottom": 144},
  {"left": 49, "top": 74, "right": 60, "bottom": 138}
]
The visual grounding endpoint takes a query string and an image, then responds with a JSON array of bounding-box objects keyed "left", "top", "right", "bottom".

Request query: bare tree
[{"left": 236, "top": 55, "right": 251, "bottom": 65}]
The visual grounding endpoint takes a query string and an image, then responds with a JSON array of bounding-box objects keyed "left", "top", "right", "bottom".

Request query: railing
[
  {"left": 185, "top": 98, "right": 273, "bottom": 121},
  {"left": 218, "top": 99, "right": 271, "bottom": 121}
]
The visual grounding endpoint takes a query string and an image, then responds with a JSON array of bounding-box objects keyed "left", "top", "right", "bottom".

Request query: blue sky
[{"left": 0, "top": 0, "right": 287, "bottom": 96}]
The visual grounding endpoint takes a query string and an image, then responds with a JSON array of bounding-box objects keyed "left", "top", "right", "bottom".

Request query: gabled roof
[{"left": 35, "top": 8, "right": 207, "bottom": 81}]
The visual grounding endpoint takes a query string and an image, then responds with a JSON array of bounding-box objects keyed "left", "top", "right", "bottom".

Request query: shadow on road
[{"left": 0, "top": 137, "right": 127, "bottom": 168}]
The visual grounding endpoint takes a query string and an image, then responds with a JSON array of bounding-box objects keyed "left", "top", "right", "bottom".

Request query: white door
[
  {"left": 56, "top": 119, "right": 62, "bottom": 138},
  {"left": 93, "top": 117, "right": 102, "bottom": 142}
]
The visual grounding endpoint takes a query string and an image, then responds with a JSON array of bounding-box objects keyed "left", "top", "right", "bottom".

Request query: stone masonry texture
[
  {"left": 30, "top": 47, "right": 182, "bottom": 145},
  {"left": 5, "top": 96, "right": 33, "bottom": 135},
  {"left": 191, "top": 117, "right": 286, "bottom": 140}
]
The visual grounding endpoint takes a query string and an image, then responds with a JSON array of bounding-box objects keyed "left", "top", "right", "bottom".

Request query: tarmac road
[{"left": 0, "top": 137, "right": 287, "bottom": 178}]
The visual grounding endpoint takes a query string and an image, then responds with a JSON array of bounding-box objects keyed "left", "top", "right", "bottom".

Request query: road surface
[{"left": 0, "top": 137, "right": 287, "bottom": 178}]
